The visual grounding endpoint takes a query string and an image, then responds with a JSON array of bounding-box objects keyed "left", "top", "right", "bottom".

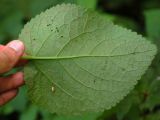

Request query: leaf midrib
[{"left": 22, "top": 50, "right": 153, "bottom": 60}]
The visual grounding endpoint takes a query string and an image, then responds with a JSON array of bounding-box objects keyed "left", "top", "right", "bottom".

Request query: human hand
[{"left": 0, "top": 40, "right": 25, "bottom": 106}]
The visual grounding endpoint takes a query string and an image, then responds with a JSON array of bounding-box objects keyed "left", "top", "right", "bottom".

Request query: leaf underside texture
[{"left": 19, "top": 4, "right": 157, "bottom": 114}]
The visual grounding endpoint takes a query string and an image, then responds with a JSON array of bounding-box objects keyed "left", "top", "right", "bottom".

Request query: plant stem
[{"left": 21, "top": 56, "right": 36, "bottom": 60}]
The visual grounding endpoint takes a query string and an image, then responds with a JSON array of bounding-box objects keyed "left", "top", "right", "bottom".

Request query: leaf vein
[
  {"left": 34, "top": 63, "right": 79, "bottom": 100},
  {"left": 59, "top": 61, "right": 107, "bottom": 91}
]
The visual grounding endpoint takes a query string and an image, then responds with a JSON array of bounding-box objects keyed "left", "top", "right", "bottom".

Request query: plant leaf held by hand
[{"left": 19, "top": 4, "right": 157, "bottom": 114}]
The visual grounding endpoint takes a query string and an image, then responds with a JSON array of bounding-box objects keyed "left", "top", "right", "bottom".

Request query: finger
[
  {"left": 15, "top": 59, "right": 28, "bottom": 67},
  {"left": 0, "top": 89, "right": 18, "bottom": 106},
  {"left": 15, "top": 53, "right": 28, "bottom": 67},
  {"left": 0, "top": 72, "right": 24, "bottom": 93},
  {"left": 0, "top": 40, "right": 24, "bottom": 74},
  {"left": 0, "top": 45, "right": 5, "bottom": 50}
]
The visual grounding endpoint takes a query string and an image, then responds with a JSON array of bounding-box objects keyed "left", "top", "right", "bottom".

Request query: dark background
[{"left": 0, "top": 0, "right": 160, "bottom": 120}]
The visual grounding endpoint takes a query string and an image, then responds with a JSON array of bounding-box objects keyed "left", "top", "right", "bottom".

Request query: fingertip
[
  {"left": 0, "top": 89, "right": 18, "bottom": 106},
  {"left": 9, "top": 89, "right": 19, "bottom": 97},
  {"left": 0, "top": 40, "right": 25, "bottom": 73},
  {"left": 0, "top": 45, "right": 5, "bottom": 50},
  {"left": 0, "top": 72, "right": 24, "bottom": 93},
  {"left": 14, "top": 72, "right": 25, "bottom": 86},
  {"left": 6, "top": 40, "right": 25, "bottom": 56}
]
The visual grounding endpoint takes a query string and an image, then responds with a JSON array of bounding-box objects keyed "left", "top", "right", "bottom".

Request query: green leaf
[
  {"left": 0, "top": 86, "right": 27, "bottom": 114},
  {"left": 2, "top": 11, "right": 23, "bottom": 38},
  {"left": 123, "top": 105, "right": 141, "bottom": 120},
  {"left": 9, "top": 86, "right": 27, "bottom": 111},
  {"left": 143, "top": 79, "right": 160, "bottom": 110},
  {"left": 115, "top": 92, "right": 137, "bottom": 120},
  {"left": 19, "top": 4, "right": 157, "bottom": 114},
  {"left": 20, "top": 105, "right": 38, "bottom": 120},
  {"left": 53, "top": 113, "right": 101, "bottom": 120},
  {"left": 144, "top": 9, "right": 160, "bottom": 79},
  {"left": 76, "top": 0, "right": 97, "bottom": 9},
  {"left": 145, "top": 9, "right": 160, "bottom": 40},
  {"left": 29, "top": 0, "right": 76, "bottom": 17},
  {"left": 114, "top": 16, "right": 140, "bottom": 32},
  {"left": 145, "top": 111, "right": 160, "bottom": 120}
]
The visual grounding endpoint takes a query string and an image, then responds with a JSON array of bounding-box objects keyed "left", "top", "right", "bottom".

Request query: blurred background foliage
[{"left": 0, "top": 0, "right": 160, "bottom": 120}]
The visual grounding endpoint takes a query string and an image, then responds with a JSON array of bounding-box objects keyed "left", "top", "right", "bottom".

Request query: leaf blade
[{"left": 19, "top": 4, "right": 157, "bottom": 114}]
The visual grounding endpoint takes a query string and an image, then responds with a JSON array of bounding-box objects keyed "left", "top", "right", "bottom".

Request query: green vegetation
[{"left": 0, "top": 0, "right": 160, "bottom": 120}]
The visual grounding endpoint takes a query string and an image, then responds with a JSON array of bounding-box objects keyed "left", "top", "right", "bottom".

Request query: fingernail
[{"left": 7, "top": 40, "right": 24, "bottom": 55}]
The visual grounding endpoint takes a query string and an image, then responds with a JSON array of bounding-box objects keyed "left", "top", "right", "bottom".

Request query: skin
[{"left": 0, "top": 40, "right": 25, "bottom": 106}]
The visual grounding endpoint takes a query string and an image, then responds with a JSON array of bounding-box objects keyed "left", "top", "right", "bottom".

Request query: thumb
[{"left": 0, "top": 40, "right": 24, "bottom": 74}]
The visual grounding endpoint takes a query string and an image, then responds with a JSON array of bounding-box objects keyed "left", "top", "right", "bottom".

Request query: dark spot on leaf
[
  {"left": 47, "top": 24, "right": 51, "bottom": 27},
  {"left": 61, "top": 36, "right": 63, "bottom": 38},
  {"left": 56, "top": 27, "right": 59, "bottom": 32},
  {"left": 94, "top": 79, "right": 96, "bottom": 84},
  {"left": 33, "top": 38, "right": 36, "bottom": 40},
  {"left": 131, "top": 52, "right": 136, "bottom": 55},
  {"left": 121, "top": 68, "right": 126, "bottom": 71}
]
